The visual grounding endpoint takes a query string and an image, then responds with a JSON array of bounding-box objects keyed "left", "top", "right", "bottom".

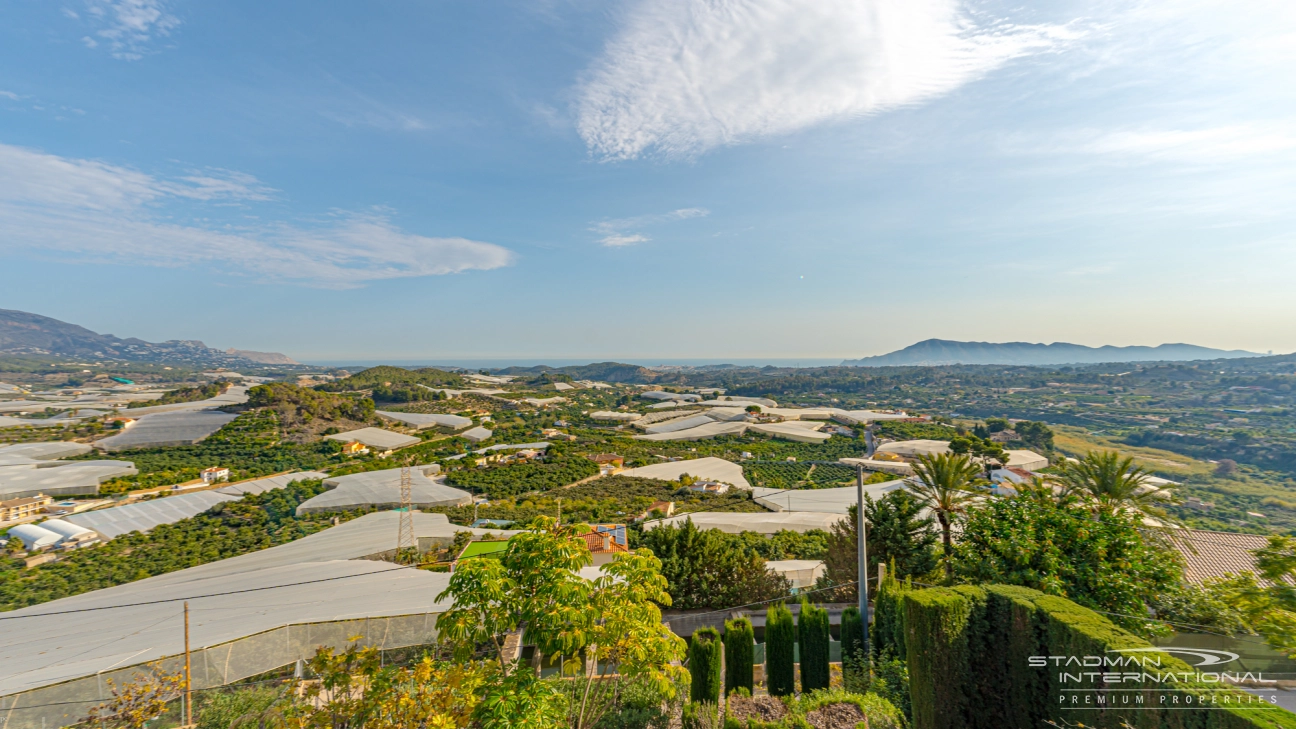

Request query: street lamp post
[{"left": 856, "top": 464, "right": 869, "bottom": 658}]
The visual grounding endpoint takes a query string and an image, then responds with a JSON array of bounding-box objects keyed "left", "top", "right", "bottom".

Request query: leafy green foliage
[
  {"left": 0, "top": 480, "right": 341, "bottom": 610},
  {"left": 819, "top": 493, "right": 937, "bottom": 602},
  {"left": 446, "top": 451, "right": 600, "bottom": 498},
  {"left": 952, "top": 497, "right": 1182, "bottom": 632},
  {"left": 741, "top": 462, "right": 862, "bottom": 490},
  {"left": 435, "top": 476, "right": 762, "bottom": 528},
  {"left": 839, "top": 607, "right": 863, "bottom": 671},
  {"left": 1209, "top": 535, "right": 1296, "bottom": 656},
  {"left": 85, "top": 410, "right": 343, "bottom": 493},
  {"left": 722, "top": 618, "right": 755, "bottom": 696},
  {"left": 763, "top": 603, "right": 795, "bottom": 697},
  {"left": 797, "top": 602, "right": 830, "bottom": 691},
  {"left": 316, "top": 365, "right": 466, "bottom": 393},
  {"left": 687, "top": 628, "right": 722, "bottom": 704},
  {"left": 901, "top": 584, "right": 1295, "bottom": 729},
  {"left": 435, "top": 518, "right": 686, "bottom": 729},
  {"left": 633, "top": 519, "right": 791, "bottom": 610},
  {"left": 127, "top": 381, "right": 228, "bottom": 408},
  {"left": 245, "top": 381, "right": 375, "bottom": 430},
  {"left": 874, "top": 421, "right": 960, "bottom": 442}
]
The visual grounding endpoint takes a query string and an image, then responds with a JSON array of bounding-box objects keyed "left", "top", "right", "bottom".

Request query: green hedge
[
  {"left": 900, "top": 584, "right": 1296, "bottom": 729},
  {"left": 765, "top": 603, "right": 796, "bottom": 697},
  {"left": 724, "top": 618, "right": 755, "bottom": 696},
  {"left": 840, "top": 606, "right": 864, "bottom": 669},
  {"left": 798, "top": 601, "right": 831, "bottom": 692},
  {"left": 872, "top": 572, "right": 910, "bottom": 662},
  {"left": 690, "top": 627, "right": 723, "bottom": 704}
]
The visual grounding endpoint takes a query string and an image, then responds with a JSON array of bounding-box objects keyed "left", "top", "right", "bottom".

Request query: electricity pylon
[{"left": 396, "top": 458, "right": 417, "bottom": 564}]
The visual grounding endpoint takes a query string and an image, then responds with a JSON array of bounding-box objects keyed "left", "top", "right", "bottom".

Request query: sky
[{"left": 1, "top": 0, "right": 1294, "bottom": 363}]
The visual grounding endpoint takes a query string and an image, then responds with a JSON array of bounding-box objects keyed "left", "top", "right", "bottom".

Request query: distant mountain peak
[
  {"left": 0, "top": 309, "right": 299, "bottom": 367},
  {"left": 843, "top": 339, "right": 1260, "bottom": 367}
]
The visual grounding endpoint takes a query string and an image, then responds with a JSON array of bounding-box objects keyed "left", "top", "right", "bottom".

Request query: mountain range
[
  {"left": 0, "top": 309, "right": 299, "bottom": 367},
  {"left": 843, "top": 339, "right": 1261, "bottom": 367}
]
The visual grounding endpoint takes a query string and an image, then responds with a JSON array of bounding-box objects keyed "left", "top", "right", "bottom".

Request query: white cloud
[
  {"left": 0, "top": 91, "right": 22, "bottom": 101},
  {"left": 82, "top": 0, "right": 180, "bottom": 60},
  {"left": 590, "top": 207, "right": 709, "bottom": 246},
  {"left": 575, "top": 0, "right": 1077, "bottom": 160},
  {"left": 0, "top": 143, "right": 513, "bottom": 286},
  {"left": 1080, "top": 125, "right": 1296, "bottom": 162}
]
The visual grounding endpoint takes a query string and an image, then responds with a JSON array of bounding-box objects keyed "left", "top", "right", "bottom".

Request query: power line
[{"left": 0, "top": 565, "right": 418, "bottom": 621}]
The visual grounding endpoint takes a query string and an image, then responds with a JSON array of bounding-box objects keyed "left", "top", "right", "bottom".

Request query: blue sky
[{"left": 1, "top": 0, "right": 1293, "bottom": 362}]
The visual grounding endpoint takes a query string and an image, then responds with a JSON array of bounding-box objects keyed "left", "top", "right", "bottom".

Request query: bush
[
  {"left": 901, "top": 583, "right": 1296, "bottom": 729},
  {"left": 839, "top": 606, "right": 863, "bottom": 671},
  {"left": 681, "top": 701, "right": 721, "bottom": 729},
  {"left": 764, "top": 603, "right": 796, "bottom": 697},
  {"left": 723, "top": 618, "right": 755, "bottom": 696},
  {"left": 689, "top": 627, "right": 723, "bottom": 704},
  {"left": 797, "top": 602, "right": 830, "bottom": 692},
  {"left": 788, "top": 689, "right": 905, "bottom": 729},
  {"left": 196, "top": 684, "right": 282, "bottom": 729},
  {"left": 871, "top": 572, "right": 910, "bottom": 662}
]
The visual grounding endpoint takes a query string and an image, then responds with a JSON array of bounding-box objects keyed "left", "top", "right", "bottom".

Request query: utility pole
[
  {"left": 856, "top": 464, "right": 869, "bottom": 658},
  {"left": 183, "top": 601, "right": 192, "bottom": 728},
  {"left": 556, "top": 497, "right": 562, "bottom": 526}
]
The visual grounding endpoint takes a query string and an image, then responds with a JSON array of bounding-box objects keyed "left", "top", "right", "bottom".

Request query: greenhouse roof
[
  {"left": 95, "top": 411, "right": 238, "bottom": 451},
  {"left": 619, "top": 456, "right": 752, "bottom": 490}
]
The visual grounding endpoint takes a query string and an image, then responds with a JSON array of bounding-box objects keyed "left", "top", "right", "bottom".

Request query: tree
[
  {"left": 1010, "top": 476, "right": 1079, "bottom": 509},
  {"left": 723, "top": 618, "right": 755, "bottom": 696},
  {"left": 1212, "top": 535, "right": 1296, "bottom": 656},
  {"left": 688, "top": 627, "right": 722, "bottom": 704},
  {"left": 907, "top": 453, "right": 982, "bottom": 579},
  {"left": 635, "top": 519, "right": 790, "bottom": 609},
  {"left": 952, "top": 497, "right": 1182, "bottom": 632},
  {"left": 1055, "top": 450, "right": 1177, "bottom": 519},
  {"left": 436, "top": 517, "right": 686, "bottom": 729},
  {"left": 765, "top": 603, "right": 796, "bottom": 696},
  {"left": 1014, "top": 421, "right": 1054, "bottom": 452},
  {"left": 283, "top": 642, "right": 491, "bottom": 729},
  {"left": 83, "top": 663, "right": 184, "bottom": 729},
  {"left": 798, "top": 601, "right": 831, "bottom": 691},
  {"left": 1214, "top": 458, "right": 1238, "bottom": 477},
  {"left": 840, "top": 606, "right": 864, "bottom": 671},
  {"left": 818, "top": 493, "right": 937, "bottom": 600}
]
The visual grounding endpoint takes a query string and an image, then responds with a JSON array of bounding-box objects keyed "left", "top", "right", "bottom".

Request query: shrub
[
  {"left": 764, "top": 604, "right": 796, "bottom": 697},
  {"left": 723, "top": 618, "right": 755, "bottom": 696},
  {"left": 839, "top": 606, "right": 863, "bottom": 671},
  {"left": 797, "top": 602, "right": 830, "bottom": 692},
  {"left": 681, "top": 701, "right": 721, "bottom": 729},
  {"left": 902, "top": 583, "right": 1296, "bottom": 729},
  {"left": 689, "top": 628, "right": 723, "bottom": 704}
]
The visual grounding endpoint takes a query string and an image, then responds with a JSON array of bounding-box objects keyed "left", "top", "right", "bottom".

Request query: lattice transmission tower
[{"left": 396, "top": 459, "right": 417, "bottom": 564}]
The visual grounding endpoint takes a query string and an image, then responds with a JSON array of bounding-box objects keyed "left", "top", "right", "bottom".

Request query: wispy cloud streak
[
  {"left": 0, "top": 143, "right": 513, "bottom": 286},
  {"left": 576, "top": 0, "right": 1078, "bottom": 160}
]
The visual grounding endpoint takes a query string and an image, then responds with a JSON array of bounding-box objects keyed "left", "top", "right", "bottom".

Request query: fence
[{"left": 0, "top": 613, "right": 440, "bottom": 729}]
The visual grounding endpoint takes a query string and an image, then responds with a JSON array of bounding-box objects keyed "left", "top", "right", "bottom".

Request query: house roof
[{"left": 1166, "top": 529, "right": 1280, "bottom": 585}]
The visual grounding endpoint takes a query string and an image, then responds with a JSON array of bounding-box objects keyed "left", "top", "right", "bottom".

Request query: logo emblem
[{"left": 1108, "top": 647, "right": 1240, "bottom": 667}]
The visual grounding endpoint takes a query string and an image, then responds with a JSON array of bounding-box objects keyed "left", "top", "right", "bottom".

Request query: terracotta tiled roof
[
  {"left": 1166, "top": 529, "right": 1277, "bottom": 585},
  {"left": 581, "top": 531, "right": 629, "bottom": 554}
]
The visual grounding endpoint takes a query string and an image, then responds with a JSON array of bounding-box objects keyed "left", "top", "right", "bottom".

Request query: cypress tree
[
  {"left": 799, "top": 600, "right": 831, "bottom": 691},
  {"left": 689, "top": 627, "right": 723, "bottom": 704},
  {"left": 723, "top": 617, "right": 755, "bottom": 695},
  {"left": 840, "top": 606, "right": 864, "bottom": 670},
  {"left": 765, "top": 603, "right": 796, "bottom": 696}
]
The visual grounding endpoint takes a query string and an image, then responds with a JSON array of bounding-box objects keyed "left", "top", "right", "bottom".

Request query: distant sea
[{"left": 302, "top": 357, "right": 849, "bottom": 370}]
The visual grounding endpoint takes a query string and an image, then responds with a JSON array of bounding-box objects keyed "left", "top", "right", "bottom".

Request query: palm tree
[
  {"left": 908, "top": 453, "right": 983, "bottom": 579},
  {"left": 1010, "top": 475, "right": 1080, "bottom": 509},
  {"left": 1055, "top": 451, "right": 1177, "bottom": 519}
]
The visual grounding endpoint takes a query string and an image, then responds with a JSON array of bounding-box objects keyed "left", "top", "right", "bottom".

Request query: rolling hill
[
  {"left": 843, "top": 339, "right": 1261, "bottom": 367},
  {"left": 0, "top": 309, "right": 298, "bottom": 366}
]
